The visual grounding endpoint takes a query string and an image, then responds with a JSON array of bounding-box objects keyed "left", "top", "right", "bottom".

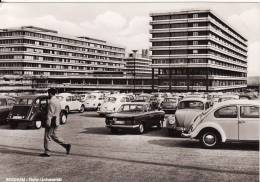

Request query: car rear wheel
[
  {"left": 65, "top": 106, "right": 70, "bottom": 114},
  {"left": 200, "top": 131, "right": 219, "bottom": 148},
  {"left": 79, "top": 105, "right": 85, "bottom": 113},
  {"left": 60, "top": 113, "right": 67, "bottom": 125},
  {"left": 157, "top": 119, "right": 163, "bottom": 129},
  {"left": 137, "top": 123, "right": 145, "bottom": 134},
  {"left": 34, "top": 120, "right": 42, "bottom": 129}
]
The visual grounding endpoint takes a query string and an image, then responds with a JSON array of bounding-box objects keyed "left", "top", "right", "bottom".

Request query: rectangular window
[{"left": 240, "top": 106, "right": 259, "bottom": 118}]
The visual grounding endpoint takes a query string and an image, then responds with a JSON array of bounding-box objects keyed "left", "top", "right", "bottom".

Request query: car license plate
[
  {"left": 12, "top": 116, "right": 23, "bottom": 119},
  {"left": 114, "top": 120, "right": 125, "bottom": 124}
]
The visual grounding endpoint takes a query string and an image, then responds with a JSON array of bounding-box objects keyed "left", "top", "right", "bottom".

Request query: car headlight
[
  {"left": 168, "top": 115, "right": 175, "bottom": 125},
  {"left": 112, "top": 118, "right": 117, "bottom": 122}
]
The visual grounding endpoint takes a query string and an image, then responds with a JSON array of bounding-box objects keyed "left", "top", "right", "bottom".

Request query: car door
[
  {"left": 213, "top": 105, "right": 239, "bottom": 140},
  {"left": 39, "top": 98, "right": 48, "bottom": 122},
  {"left": 238, "top": 105, "right": 259, "bottom": 141},
  {"left": 0, "top": 99, "right": 8, "bottom": 122}
]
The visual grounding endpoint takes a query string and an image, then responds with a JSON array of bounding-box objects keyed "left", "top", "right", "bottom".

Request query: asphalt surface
[{"left": 0, "top": 112, "right": 259, "bottom": 182}]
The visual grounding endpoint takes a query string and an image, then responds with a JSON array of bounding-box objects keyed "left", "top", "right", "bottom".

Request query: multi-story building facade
[
  {"left": 150, "top": 9, "right": 248, "bottom": 92},
  {"left": 0, "top": 26, "right": 126, "bottom": 92},
  {"left": 125, "top": 49, "right": 152, "bottom": 77},
  {"left": 0, "top": 26, "right": 154, "bottom": 93}
]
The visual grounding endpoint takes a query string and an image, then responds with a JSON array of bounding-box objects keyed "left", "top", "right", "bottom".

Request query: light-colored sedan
[
  {"left": 97, "top": 94, "right": 131, "bottom": 116},
  {"left": 182, "top": 100, "right": 260, "bottom": 148},
  {"left": 56, "top": 93, "right": 85, "bottom": 113}
]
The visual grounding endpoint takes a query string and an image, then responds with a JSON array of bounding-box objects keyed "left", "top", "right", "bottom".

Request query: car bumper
[
  {"left": 7, "top": 119, "right": 34, "bottom": 125},
  {"left": 106, "top": 124, "right": 139, "bottom": 129}
]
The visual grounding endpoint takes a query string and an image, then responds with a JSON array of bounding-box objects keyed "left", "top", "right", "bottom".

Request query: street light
[{"left": 132, "top": 50, "right": 138, "bottom": 94}]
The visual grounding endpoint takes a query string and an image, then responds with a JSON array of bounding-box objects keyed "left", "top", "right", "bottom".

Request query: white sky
[{"left": 0, "top": 1, "right": 259, "bottom": 76}]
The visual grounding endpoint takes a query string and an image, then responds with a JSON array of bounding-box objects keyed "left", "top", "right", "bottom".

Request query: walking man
[{"left": 40, "top": 88, "right": 71, "bottom": 157}]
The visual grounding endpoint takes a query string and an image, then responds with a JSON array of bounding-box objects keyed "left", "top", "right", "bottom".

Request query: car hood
[
  {"left": 10, "top": 105, "right": 31, "bottom": 117},
  {"left": 175, "top": 109, "right": 203, "bottom": 129},
  {"left": 108, "top": 112, "right": 145, "bottom": 118}
]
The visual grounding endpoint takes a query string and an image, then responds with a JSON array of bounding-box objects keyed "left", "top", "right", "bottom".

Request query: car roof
[
  {"left": 212, "top": 99, "right": 260, "bottom": 109},
  {"left": 122, "top": 102, "right": 148, "bottom": 105},
  {"left": 57, "top": 93, "right": 74, "bottom": 97},
  {"left": 14, "top": 95, "right": 48, "bottom": 99},
  {"left": 181, "top": 97, "right": 208, "bottom": 102}
]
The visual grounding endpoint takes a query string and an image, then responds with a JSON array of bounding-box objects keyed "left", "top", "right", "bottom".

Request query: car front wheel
[
  {"left": 137, "top": 123, "right": 145, "bottom": 134},
  {"left": 79, "top": 105, "right": 85, "bottom": 113},
  {"left": 60, "top": 113, "right": 67, "bottom": 125},
  {"left": 34, "top": 120, "right": 42, "bottom": 129},
  {"left": 200, "top": 131, "right": 220, "bottom": 148}
]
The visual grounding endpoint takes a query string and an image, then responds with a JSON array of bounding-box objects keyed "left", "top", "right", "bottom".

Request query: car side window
[
  {"left": 240, "top": 106, "right": 259, "bottom": 118},
  {"left": 214, "top": 106, "right": 238, "bottom": 118},
  {"left": 7, "top": 99, "right": 16, "bottom": 106},
  {"left": 66, "top": 96, "right": 71, "bottom": 102},
  {"left": 40, "top": 99, "right": 48, "bottom": 110},
  {"left": 0, "top": 99, "right": 7, "bottom": 106},
  {"left": 205, "top": 102, "right": 210, "bottom": 110},
  {"left": 72, "top": 96, "right": 77, "bottom": 101}
]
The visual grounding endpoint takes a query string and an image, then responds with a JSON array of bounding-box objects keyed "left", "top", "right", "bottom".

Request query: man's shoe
[
  {"left": 39, "top": 153, "right": 50, "bottom": 157},
  {"left": 66, "top": 144, "right": 71, "bottom": 155}
]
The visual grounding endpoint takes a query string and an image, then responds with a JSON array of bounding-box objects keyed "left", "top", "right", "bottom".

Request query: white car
[
  {"left": 56, "top": 93, "right": 85, "bottom": 113},
  {"left": 166, "top": 97, "right": 211, "bottom": 136},
  {"left": 97, "top": 94, "right": 131, "bottom": 116},
  {"left": 83, "top": 93, "right": 105, "bottom": 111},
  {"left": 182, "top": 100, "right": 260, "bottom": 148}
]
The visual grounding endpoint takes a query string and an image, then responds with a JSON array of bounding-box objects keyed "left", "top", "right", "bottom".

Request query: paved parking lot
[{"left": 0, "top": 112, "right": 258, "bottom": 182}]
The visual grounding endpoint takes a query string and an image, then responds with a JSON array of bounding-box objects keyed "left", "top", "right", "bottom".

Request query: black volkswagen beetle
[
  {"left": 105, "top": 102, "right": 165, "bottom": 134},
  {"left": 7, "top": 95, "right": 68, "bottom": 129}
]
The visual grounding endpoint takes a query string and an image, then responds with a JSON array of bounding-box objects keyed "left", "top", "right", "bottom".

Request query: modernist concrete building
[
  {"left": 0, "top": 26, "right": 153, "bottom": 93},
  {"left": 150, "top": 10, "right": 248, "bottom": 92}
]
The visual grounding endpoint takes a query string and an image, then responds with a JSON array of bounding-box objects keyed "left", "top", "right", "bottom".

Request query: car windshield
[
  {"left": 56, "top": 96, "right": 64, "bottom": 100},
  {"left": 16, "top": 98, "right": 34, "bottom": 105},
  {"left": 178, "top": 101, "right": 204, "bottom": 110},
  {"left": 136, "top": 96, "right": 148, "bottom": 101},
  {"left": 87, "top": 95, "right": 96, "bottom": 100},
  {"left": 0, "top": 98, "right": 6, "bottom": 106},
  {"left": 164, "top": 98, "right": 177, "bottom": 103},
  {"left": 106, "top": 97, "right": 117, "bottom": 102},
  {"left": 118, "top": 104, "right": 144, "bottom": 112}
]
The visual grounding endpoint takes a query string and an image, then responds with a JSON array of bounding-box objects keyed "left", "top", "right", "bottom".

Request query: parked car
[
  {"left": 0, "top": 96, "right": 16, "bottom": 124},
  {"left": 218, "top": 94, "right": 239, "bottom": 102},
  {"left": 97, "top": 94, "right": 131, "bottom": 116},
  {"left": 105, "top": 102, "right": 165, "bottom": 134},
  {"left": 83, "top": 93, "right": 105, "bottom": 111},
  {"left": 160, "top": 96, "right": 181, "bottom": 114},
  {"left": 56, "top": 93, "right": 85, "bottom": 113},
  {"left": 7, "top": 95, "right": 68, "bottom": 129},
  {"left": 166, "top": 97, "right": 211, "bottom": 136},
  {"left": 134, "top": 94, "right": 152, "bottom": 102},
  {"left": 182, "top": 100, "right": 260, "bottom": 148}
]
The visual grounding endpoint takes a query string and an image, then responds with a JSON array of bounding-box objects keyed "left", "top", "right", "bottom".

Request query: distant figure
[{"left": 40, "top": 88, "right": 71, "bottom": 157}]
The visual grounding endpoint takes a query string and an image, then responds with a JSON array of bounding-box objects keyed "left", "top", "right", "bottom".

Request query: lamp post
[{"left": 132, "top": 50, "right": 138, "bottom": 94}]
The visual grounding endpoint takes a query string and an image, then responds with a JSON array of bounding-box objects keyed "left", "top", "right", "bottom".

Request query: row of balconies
[
  {"left": 149, "top": 16, "right": 247, "bottom": 46},
  {"left": 151, "top": 62, "right": 247, "bottom": 73},
  {"left": 0, "top": 44, "right": 125, "bottom": 61},
  {"left": 150, "top": 53, "right": 247, "bottom": 68},
  {"left": 150, "top": 44, "right": 246, "bottom": 62},
  {"left": 0, "top": 34, "right": 125, "bottom": 54}
]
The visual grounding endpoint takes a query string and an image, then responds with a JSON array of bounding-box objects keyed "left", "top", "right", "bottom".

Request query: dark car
[
  {"left": 160, "top": 97, "right": 181, "bottom": 114},
  {"left": 0, "top": 96, "right": 16, "bottom": 124},
  {"left": 7, "top": 95, "right": 68, "bottom": 129},
  {"left": 105, "top": 102, "right": 165, "bottom": 134}
]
